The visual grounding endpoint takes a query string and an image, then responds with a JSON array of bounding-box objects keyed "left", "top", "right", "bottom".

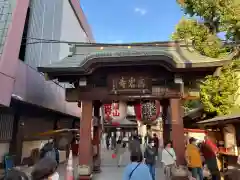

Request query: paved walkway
[{"left": 57, "top": 146, "right": 166, "bottom": 180}]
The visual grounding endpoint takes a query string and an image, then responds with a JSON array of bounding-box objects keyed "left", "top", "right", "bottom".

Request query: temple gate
[{"left": 38, "top": 41, "right": 229, "bottom": 180}]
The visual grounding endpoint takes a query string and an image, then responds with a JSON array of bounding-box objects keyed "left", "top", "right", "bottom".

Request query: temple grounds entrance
[{"left": 38, "top": 41, "right": 228, "bottom": 180}]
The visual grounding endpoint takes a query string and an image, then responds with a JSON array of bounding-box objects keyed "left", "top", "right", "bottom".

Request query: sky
[{"left": 80, "top": 0, "right": 184, "bottom": 43}]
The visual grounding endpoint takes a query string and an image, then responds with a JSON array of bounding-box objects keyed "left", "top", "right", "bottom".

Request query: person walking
[
  {"left": 123, "top": 153, "right": 152, "bottom": 180},
  {"left": 106, "top": 134, "right": 110, "bottom": 150},
  {"left": 115, "top": 139, "right": 126, "bottom": 167},
  {"left": 161, "top": 141, "right": 176, "bottom": 180},
  {"left": 144, "top": 139, "right": 156, "bottom": 180},
  {"left": 200, "top": 136, "right": 220, "bottom": 180},
  {"left": 185, "top": 137, "right": 203, "bottom": 180},
  {"left": 111, "top": 134, "right": 117, "bottom": 150},
  {"left": 129, "top": 135, "right": 142, "bottom": 157},
  {"left": 153, "top": 133, "right": 159, "bottom": 160}
]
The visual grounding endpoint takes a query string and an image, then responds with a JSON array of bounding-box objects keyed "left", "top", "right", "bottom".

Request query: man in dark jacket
[
  {"left": 153, "top": 133, "right": 159, "bottom": 159},
  {"left": 144, "top": 139, "right": 156, "bottom": 180},
  {"left": 128, "top": 135, "right": 142, "bottom": 156}
]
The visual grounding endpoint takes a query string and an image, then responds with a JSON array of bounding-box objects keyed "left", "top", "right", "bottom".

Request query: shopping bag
[
  {"left": 171, "top": 165, "right": 188, "bottom": 177},
  {"left": 112, "top": 153, "right": 116, "bottom": 159}
]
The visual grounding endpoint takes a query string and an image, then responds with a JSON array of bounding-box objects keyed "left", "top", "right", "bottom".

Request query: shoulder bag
[
  {"left": 129, "top": 163, "right": 141, "bottom": 179},
  {"left": 164, "top": 148, "right": 174, "bottom": 159}
]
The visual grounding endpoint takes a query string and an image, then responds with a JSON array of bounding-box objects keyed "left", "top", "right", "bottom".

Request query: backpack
[
  {"left": 40, "top": 142, "right": 55, "bottom": 159},
  {"left": 45, "top": 149, "right": 56, "bottom": 161}
]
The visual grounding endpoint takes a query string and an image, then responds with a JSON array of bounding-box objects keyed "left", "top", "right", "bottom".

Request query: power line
[{"left": 21, "top": 37, "right": 240, "bottom": 46}]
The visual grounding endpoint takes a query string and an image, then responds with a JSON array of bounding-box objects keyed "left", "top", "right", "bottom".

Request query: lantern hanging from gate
[
  {"left": 103, "top": 101, "right": 127, "bottom": 125},
  {"left": 134, "top": 100, "right": 161, "bottom": 124}
]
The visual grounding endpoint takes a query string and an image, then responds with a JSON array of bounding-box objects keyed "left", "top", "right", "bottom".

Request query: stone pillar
[
  {"left": 161, "top": 99, "right": 171, "bottom": 144},
  {"left": 78, "top": 101, "right": 93, "bottom": 180},
  {"left": 92, "top": 100, "right": 101, "bottom": 173},
  {"left": 170, "top": 98, "right": 185, "bottom": 165}
]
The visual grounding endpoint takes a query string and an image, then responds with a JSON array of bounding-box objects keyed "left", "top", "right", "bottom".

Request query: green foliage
[
  {"left": 172, "top": 19, "right": 224, "bottom": 58},
  {"left": 200, "top": 61, "right": 240, "bottom": 115},
  {"left": 177, "top": 0, "right": 239, "bottom": 36},
  {"left": 174, "top": 0, "right": 240, "bottom": 115},
  {"left": 219, "top": 0, "right": 240, "bottom": 41},
  {"left": 183, "top": 99, "right": 201, "bottom": 113},
  {"left": 173, "top": 0, "right": 240, "bottom": 57}
]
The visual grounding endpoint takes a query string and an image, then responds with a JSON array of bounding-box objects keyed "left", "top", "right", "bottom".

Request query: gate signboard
[{"left": 108, "top": 75, "right": 152, "bottom": 95}]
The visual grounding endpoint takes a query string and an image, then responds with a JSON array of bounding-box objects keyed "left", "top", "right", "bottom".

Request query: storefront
[{"left": 197, "top": 113, "right": 240, "bottom": 172}]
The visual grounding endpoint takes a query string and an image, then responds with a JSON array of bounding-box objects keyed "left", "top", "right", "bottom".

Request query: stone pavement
[{"left": 57, "top": 146, "right": 166, "bottom": 180}]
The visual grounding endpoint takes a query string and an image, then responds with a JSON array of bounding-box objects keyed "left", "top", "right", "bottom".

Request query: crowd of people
[
  {"left": 185, "top": 136, "right": 221, "bottom": 180},
  {"left": 1, "top": 132, "right": 222, "bottom": 180},
  {"left": 118, "top": 133, "right": 221, "bottom": 180}
]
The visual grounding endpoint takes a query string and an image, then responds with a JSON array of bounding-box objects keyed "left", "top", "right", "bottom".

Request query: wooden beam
[{"left": 66, "top": 87, "right": 181, "bottom": 102}]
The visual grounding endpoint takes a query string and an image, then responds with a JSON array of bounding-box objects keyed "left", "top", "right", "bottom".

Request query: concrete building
[{"left": 0, "top": 0, "right": 93, "bottom": 166}]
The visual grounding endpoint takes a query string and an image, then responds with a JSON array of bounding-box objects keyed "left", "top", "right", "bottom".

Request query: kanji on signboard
[
  {"left": 128, "top": 77, "right": 136, "bottom": 88},
  {"left": 112, "top": 103, "right": 120, "bottom": 117}
]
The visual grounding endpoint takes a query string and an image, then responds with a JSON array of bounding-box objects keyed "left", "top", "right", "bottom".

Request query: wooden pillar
[
  {"left": 92, "top": 100, "right": 101, "bottom": 173},
  {"left": 161, "top": 99, "right": 171, "bottom": 144},
  {"left": 170, "top": 98, "right": 185, "bottom": 165},
  {"left": 78, "top": 100, "right": 93, "bottom": 180},
  {"left": 9, "top": 111, "right": 24, "bottom": 165}
]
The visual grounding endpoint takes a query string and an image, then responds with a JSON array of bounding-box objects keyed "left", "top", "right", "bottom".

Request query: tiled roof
[
  {"left": 197, "top": 113, "right": 240, "bottom": 125},
  {"left": 38, "top": 42, "right": 232, "bottom": 74}
]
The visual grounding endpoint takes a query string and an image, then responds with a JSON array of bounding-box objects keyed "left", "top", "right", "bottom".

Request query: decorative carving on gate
[{"left": 108, "top": 75, "right": 152, "bottom": 95}]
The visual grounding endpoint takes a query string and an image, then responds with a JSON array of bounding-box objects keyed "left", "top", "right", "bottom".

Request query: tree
[
  {"left": 173, "top": 0, "right": 240, "bottom": 115},
  {"left": 171, "top": 19, "right": 224, "bottom": 58},
  {"left": 200, "top": 61, "right": 240, "bottom": 115},
  {"left": 173, "top": 0, "right": 240, "bottom": 58},
  {"left": 183, "top": 99, "right": 201, "bottom": 113}
]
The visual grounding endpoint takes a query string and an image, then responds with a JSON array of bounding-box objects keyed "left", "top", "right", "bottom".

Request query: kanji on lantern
[
  {"left": 112, "top": 103, "right": 120, "bottom": 117},
  {"left": 104, "top": 104, "right": 112, "bottom": 119}
]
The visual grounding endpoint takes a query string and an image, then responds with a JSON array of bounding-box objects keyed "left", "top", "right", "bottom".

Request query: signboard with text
[{"left": 108, "top": 75, "right": 152, "bottom": 95}]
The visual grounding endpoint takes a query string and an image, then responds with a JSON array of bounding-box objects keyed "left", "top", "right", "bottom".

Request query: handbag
[
  {"left": 164, "top": 149, "right": 188, "bottom": 177},
  {"left": 129, "top": 163, "right": 141, "bottom": 179},
  {"left": 112, "top": 153, "right": 117, "bottom": 159}
]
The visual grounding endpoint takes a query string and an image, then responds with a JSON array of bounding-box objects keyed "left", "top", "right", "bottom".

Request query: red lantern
[
  {"left": 103, "top": 102, "right": 127, "bottom": 124},
  {"left": 134, "top": 103, "right": 142, "bottom": 121},
  {"left": 112, "top": 103, "right": 120, "bottom": 117},
  {"left": 111, "top": 122, "right": 120, "bottom": 126},
  {"left": 134, "top": 100, "right": 161, "bottom": 123}
]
